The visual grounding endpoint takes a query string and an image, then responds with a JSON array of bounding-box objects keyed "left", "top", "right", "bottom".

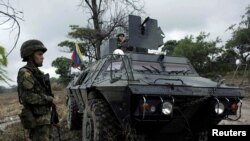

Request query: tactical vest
[
  {"left": 17, "top": 66, "right": 46, "bottom": 104},
  {"left": 17, "top": 66, "right": 51, "bottom": 115},
  {"left": 18, "top": 66, "right": 53, "bottom": 128}
]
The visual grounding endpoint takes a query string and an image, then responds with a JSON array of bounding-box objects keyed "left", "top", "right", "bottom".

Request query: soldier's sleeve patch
[
  {"left": 24, "top": 71, "right": 31, "bottom": 78},
  {"left": 20, "top": 69, "right": 35, "bottom": 90}
]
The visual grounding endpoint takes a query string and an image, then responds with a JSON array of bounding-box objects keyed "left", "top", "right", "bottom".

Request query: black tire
[
  {"left": 82, "top": 99, "right": 120, "bottom": 141},
  {"left": 67, "top": 96, "right": 82, "bottom": 130}
]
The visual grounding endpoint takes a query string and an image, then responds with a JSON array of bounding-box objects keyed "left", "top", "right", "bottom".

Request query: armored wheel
[
  {"left": 67, "top": 96, "right": 82, "bottom": 130},
  {"left": 82, "top": 99, "right": 120, "bottom": 141}
]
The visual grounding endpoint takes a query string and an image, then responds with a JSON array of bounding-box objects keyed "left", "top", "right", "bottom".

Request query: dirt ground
[
  {"left": 0, "top": 90, "right": 249, "bottom": 141},
  {"left": 219, "top": 97, "right": 250, "bottom": 125},
  {"left": 0, "top": 91, "right": 81, "bottom": 141}
]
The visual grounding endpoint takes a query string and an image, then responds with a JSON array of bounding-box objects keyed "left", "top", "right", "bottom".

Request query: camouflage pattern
[
  {"left": 17, "top": 63, "right": 53, "bottom": 140},
  {"left": 117, "top": 39, "right": 133, "bottom": 52},
  {"left": 116, "top": 33, "right": 125, "bottom": 37},
  {"left": 30, "top": 125, "right": 53, "bottom": 141},
  {"left": 20, "top": 39, "right": 47, "bottom": 61}
]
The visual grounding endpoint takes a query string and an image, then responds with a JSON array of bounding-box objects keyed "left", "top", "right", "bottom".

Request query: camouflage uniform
[
  {"left": 117, "top": 33, "right": 133, "bottom": 52},
  {"left": 17, "top": 40, "right": 53, "bottom": 141},
  {"left": 117, "top": 39, "right": 129, "bottom": 52}
]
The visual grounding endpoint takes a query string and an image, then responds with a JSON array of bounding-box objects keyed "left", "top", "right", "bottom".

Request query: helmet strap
[{"left": 27, "top": 54, "right": 39, "bottom": 67}]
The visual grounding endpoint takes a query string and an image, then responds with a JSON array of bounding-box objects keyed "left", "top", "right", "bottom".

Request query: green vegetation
[
  {"left": 0, "top": 46, "right": 9, "bottom": 84},
  {"left": 162, "top": 6, "right": 250, "bottom": 77},
  {"left": 51, "top": 57, "right": 73, "bottom": 86},
  {"left": 52, "top": 0, "right": 144, "bottom": 85},
  {"left": 0, "top": 85, "right": 17, "bottom": 94},
  {"left": 225, "top": 6, "right": 250, "bottom": 64},
  {"left": 52, "top": 5, "right": 250, "bottom": 85},
  {"left": 173, "top": 32, "right": 221, "bottom": 74}
]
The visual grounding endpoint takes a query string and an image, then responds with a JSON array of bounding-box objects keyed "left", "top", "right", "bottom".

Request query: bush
[{"left": 51, "top": 82, "right": 64, "bottom": 91}]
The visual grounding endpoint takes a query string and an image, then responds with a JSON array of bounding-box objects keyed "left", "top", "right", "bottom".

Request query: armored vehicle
[{"left": 66, "top": 15, "right": 245, "bottom": 141}]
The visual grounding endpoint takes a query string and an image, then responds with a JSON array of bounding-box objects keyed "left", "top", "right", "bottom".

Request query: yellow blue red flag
[{"left": 71, "top": 43, "right": 83, "bottom": 68}]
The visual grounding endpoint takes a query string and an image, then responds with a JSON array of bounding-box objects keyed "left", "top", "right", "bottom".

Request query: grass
[
  {"left": 0, "top": 90, "right": 82, "bottom": 141},
  {"left": 0, "top": 93, "right": 21, "bottom": 120},
  {"left": 51, "top": 83, "right": 65, "bottom": 91},
  {"left": 221, "top": 72, "right": 250, "bottom": 98},
  {"left": 0, "top": 122, "right": 26, "bottom": 141}
]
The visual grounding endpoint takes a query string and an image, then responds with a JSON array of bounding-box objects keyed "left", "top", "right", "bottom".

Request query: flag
[
  {"left": 71, "top": 43, "right": 83, "bottom": 68},
  {"left": 75, "top": 43, "right": 83, "bottom": 62}
]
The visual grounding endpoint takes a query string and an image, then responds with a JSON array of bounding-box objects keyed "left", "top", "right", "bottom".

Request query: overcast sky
[{"left": 0, "top": 0, "right": 249, "bottom": 87}]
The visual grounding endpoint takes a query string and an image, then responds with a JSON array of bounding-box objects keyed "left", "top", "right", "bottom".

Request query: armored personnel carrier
[{"left": 66, "top": 15, "right": 245, "bottom": 141}]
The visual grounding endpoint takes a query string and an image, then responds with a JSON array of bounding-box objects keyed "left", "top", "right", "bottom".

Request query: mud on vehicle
[{"left": 66, "top": 15, "right": 245, "bottom": 141}]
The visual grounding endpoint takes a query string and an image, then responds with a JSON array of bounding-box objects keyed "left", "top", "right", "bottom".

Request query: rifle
[{"left": 44, "top": 73, "right": 61, "bottom": 141}]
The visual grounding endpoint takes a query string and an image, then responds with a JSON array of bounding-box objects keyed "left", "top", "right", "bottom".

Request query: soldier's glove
[{"left": 45, "top": 95, "right": 54, "bottom": 103}]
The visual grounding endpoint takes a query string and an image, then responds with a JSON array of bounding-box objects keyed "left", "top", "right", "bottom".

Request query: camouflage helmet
[
  {"left": 20, "top": 39, "right": 47, "bottom": 61},
  {"left": 117, "top": 33, "right": 125, "bottom": 37}
]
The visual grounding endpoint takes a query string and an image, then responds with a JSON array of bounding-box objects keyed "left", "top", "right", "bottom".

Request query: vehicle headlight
[
  {"left": 150, "top": 105, "right": 156, "bottom": 113},
  {"left": 215, "top": 102, "right": 225, "bottom": 115},
  {"left": 162, "top": 102, "right": 173, "bottom": 115}
]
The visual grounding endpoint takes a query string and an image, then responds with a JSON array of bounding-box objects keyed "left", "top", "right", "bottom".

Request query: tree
[
  {"left": 0, "top": 0, "right": 23, "bottom": 84},
  {"left": 0, "top": 0, "right": 23, "bottom": 57},
  {"left": 161, "top": 40, "right": 178, "bottom": 55},
  {"left": 213, "top": 49, "right": 239, "bottom": 74},
  {"left": 59, "top": 0, "right": 144, "bottom": 62},
  {"left": 173, "top": 32, "right": 221, "bottom": 74},
  {"left": 58, "top": 26, "right": 97, "bottom": 63},
  {"left": 0, "top": 46, "right": 9, "bottom": 84},
  {"left": 50, "top": 77, "right": 59, "bottom": 84},
  {"left": 79, "top": 0, "right": 144, "bottom": 59},
  {"left": 52, "top": 57, "right": 73, "bottom": 85},
  {"left": 0, "top": 85, "right": 7, "bottom": 93},
  {"left": 226, "top": 5, "right": 250, "bottom": 64}
]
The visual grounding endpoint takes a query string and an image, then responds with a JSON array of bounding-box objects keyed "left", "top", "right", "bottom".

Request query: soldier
[
  {"left": 17, "top": 39, "right": 54, "bottom": 141},
  {"left": 117, "top": 33, "right": 133, "bottom": 52}
]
